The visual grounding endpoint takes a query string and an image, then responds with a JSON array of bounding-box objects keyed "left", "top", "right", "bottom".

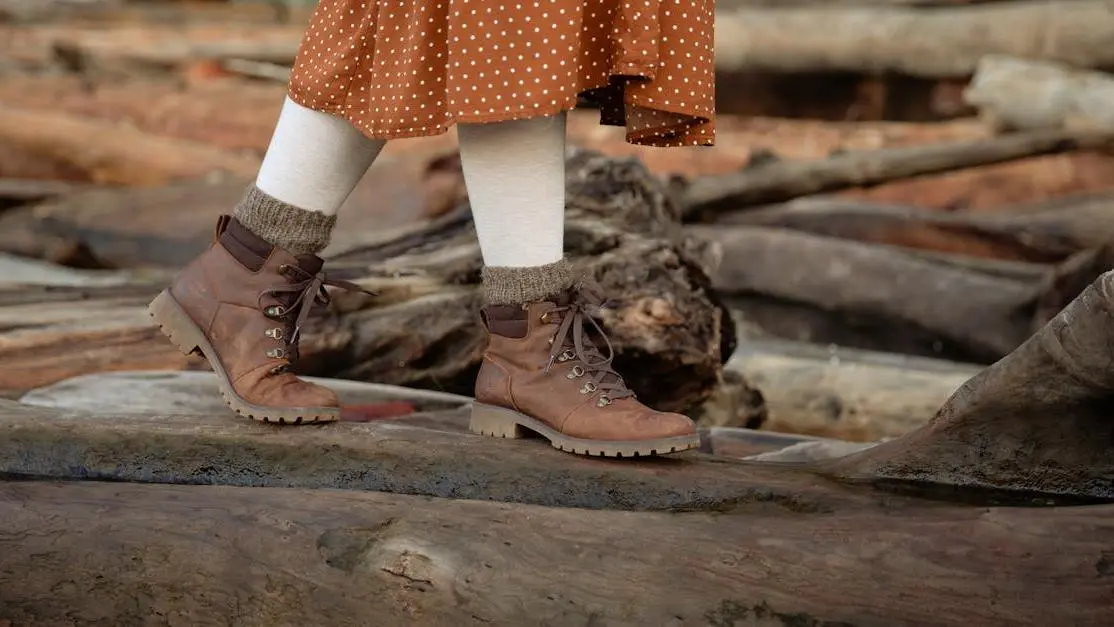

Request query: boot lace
[
  {"left": 543, "top": 282, "right": 634, "bottom": 407},
  {"left": 257, "top": 263, "right": 373, "bottom": 369}
]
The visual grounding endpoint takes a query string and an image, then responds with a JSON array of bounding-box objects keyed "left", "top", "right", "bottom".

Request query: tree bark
[
  {"left": 964, "top": 55, "right": 1114, "bottom": 133},
  {"left": 680, "top": 129, "right": 1114, "bottom": 219},
  {"left": 716, "top": 0, "right": 1114, "bottom": 78},
  {"left": 2, "top": 480, "right": 1112, "bottom": 626}
]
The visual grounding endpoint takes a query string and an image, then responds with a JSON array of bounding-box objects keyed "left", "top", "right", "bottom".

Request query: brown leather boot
[
  {"left": 470, "top": 285, "right": 700, "bottom": 457},
  {"left": 146, "top": 215, "right": 365, "bottom": 424}
]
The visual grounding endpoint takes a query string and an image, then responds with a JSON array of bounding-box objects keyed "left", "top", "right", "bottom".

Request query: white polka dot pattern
[{"left": 287, "top": 0, "right": 715, "bottom": 147}]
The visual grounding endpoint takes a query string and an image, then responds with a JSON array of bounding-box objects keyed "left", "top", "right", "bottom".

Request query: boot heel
[
  {"left": 469, "top": 403, "right": 528, "bottom": 439},
  {"left": 147, "top": 290, "right": 203, "bottom": 356}
]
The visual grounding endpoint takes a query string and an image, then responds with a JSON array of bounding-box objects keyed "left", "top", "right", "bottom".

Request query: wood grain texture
[
  {"left": 1, "top": 480, "right": 1112, "bottom": 626},
  {"left": 0, "top": 399, "right": 855, "bottom": 513}
]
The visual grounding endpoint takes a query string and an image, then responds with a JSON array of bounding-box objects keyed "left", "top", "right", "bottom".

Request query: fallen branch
[
  {"left": 711, "top": 194, "right": 1114, "bottom": 262},
  {"left": 681, "top": 129, "right": 1114, "bottom": 218}
]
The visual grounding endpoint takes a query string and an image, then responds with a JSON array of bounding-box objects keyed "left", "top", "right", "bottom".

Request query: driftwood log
[
  {"left": 715, "top": 0, "right": 1114, "bottom": 78},
  {"left": 2, "top": 479, "right": 1112, "bottom": 626},
  {"left": 694, "top": 224, "right": 1114, "bottom": 363},
  {"left": 0, "top": 104, "right": 259, "bottom": 185},
  {"left": 830, "top": 269, "right": 1114, "bottom": 501},
  {"left": 679, "top": 128, "right": 1114, "bottom": 218},
  {"left": 729, "top": 339, "right": 979, "bottom": 441},
  {"left": 964, "top": 55, "right": 1114, "bottom": 133}
]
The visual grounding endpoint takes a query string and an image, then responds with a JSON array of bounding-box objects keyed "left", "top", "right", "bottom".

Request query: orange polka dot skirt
[{"left": 287, "top": 0, "right": 715, "bottom": 147}]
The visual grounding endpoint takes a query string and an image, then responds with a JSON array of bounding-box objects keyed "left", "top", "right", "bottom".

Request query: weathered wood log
[
  {"left": 694, "top": 225, "right": 1097, "bottom": 363},
  {"left": 1, "top": 1, "right": 309, "bottom": 26},
  {"left": 964, "top": 55, "right": 1114, "bottom": 133},
  {"left": 730, "top": 338, "right": 980, "bottom": 441},
  {"left": 0, "top": 179, "right": 248, "bottom": 268},
  {"left": 0, "top": 178, "right": 89, "bottom": 209},
  {"left": 716, "top": 0, "right": 1114, "bottom": 78},
  {"left": 711, "top": 193, "right": 1114, "bottom": 262},
  {"left": 0, "top": 252, "right": 162, "bottom": 288},
  {"left": 0, "top": 398, "right": 840, "bottom": 510},
  {"left": 680, "top": 129, "right": 1114, "bottom": 218},
  {"left": 830, "top": 269, "right": 1114, "bottom": 501},
  {"left": 3, "top": 480, "right": 1112, "bottom": 627},
  {"left": 11, "top": 369, "right": 793, "bottom": 457},
  {"left": 42, "top": 23, "right": 305, "bottom": 71},
  {"left": 16, "top": 370, "right": 471, "bottom": 419},
  {"left": 721, "top": 0, "right": 992, "bottom": 6},
  {"left": 0, "top": 104, "right": 259, "bottom": 185},
  {"left": 0, "top": 149, "right": 458, "bottom": 269}
]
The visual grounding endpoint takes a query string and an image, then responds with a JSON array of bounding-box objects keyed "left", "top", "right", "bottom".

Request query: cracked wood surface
[{"left": 1, "top": 480, "right": 1112, "bottom": 626}]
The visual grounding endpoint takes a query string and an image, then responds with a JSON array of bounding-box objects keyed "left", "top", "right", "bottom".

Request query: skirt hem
[{"left": 289, "top": 90, "right": 714, "bottom": 148}]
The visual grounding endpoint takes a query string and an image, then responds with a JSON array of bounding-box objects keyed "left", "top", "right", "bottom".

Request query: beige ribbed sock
[
  {"left": 482, "top": 259, "right": 575, "bottom": 305},
  {"left": 233, "top": 186, "right": 336, "bottom": 256}
]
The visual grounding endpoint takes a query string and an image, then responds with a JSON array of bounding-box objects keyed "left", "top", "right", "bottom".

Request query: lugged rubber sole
[
  {"left": 469, "top": 402, "right": 699, "bottom": 458},
  {"left": 146, "top": 289, "right": 339, "bottom": 425}
]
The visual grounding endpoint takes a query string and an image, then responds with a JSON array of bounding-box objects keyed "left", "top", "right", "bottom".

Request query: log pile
[
  {"left": 5, "top": 1, "right": 1114, "bottom": 624},
  {"left": 1, "top": 1, "right": 1114, "bottom": 435}
]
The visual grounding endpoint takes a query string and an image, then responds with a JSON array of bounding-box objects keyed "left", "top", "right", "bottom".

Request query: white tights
[{"left": 256, "top": 97, "right": 565, "bottom": 268}]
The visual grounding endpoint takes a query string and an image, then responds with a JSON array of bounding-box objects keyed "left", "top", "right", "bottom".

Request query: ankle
[{"left": 233, "top": 185, "right": 337, "bottom": 256}]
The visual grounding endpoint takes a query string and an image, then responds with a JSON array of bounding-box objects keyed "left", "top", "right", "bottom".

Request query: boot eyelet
[
  {"left": 557, "top": 350, "right": 574, "bottom": 362},
  {"left": 264, "top": 305, "right": 287, "bottom": 318},
  {"left": 580, "top": 382, "right": 598, "bottom": 395},
  {"left": 266, "top": 348, "right": 287, "bottom": 359},
  {"left": 548, "top": 335, "right": 555, "bottom": 345},
  {"left": 270, "top": 365, "right": 288, "bottom": 375},
  {"left": 265, "top": 327, "right": 285, "bottom": 340},
  {"left": 566, "top": 365, "right": 585, "bottom": 379},
  {"left": 597, "top": 395, "right": 612, "bottom": 408}
]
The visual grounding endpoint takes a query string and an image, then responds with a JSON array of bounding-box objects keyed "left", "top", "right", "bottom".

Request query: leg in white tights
[
  {"left": 457, "top": 113, "right": 567, "bottom": 269},
  {"left": 256, "top": 97, "right": 386, "bottom": 216}
]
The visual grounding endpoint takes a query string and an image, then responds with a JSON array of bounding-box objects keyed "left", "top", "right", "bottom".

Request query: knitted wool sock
[
  {"left": 481, "top": 258, "right": 575, "bottom": 305},
  {"left": 233, "top": 186, "right": 337, "bottom": 256}
]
